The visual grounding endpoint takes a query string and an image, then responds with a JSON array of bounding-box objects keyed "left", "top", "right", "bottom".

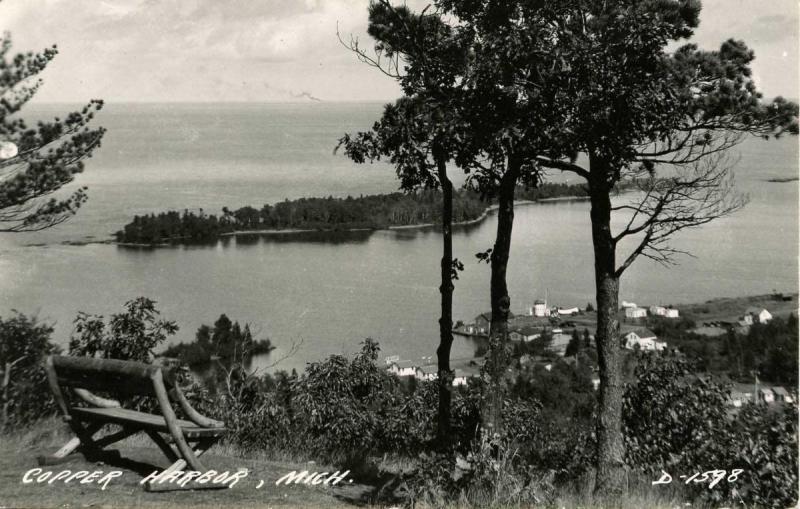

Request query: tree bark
[
  {"left": 589, "top": 154, "right": 626, "bottom": 496},
  {"left": 483, "top": 157, "right": 520, "bottom": 436},
  {"left": 435, "top": 148, "right": 455, "bottom": 447}
]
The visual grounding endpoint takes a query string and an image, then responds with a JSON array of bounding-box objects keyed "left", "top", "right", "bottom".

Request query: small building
[
  {"left": 728, "top": 390, "right": 754, "bottom": 408},
  {"left": 452, "top": 369, "right": 468, "bottom": 386},
  {"left": 624, "top": 328, "right": 666, "bottom": 351},
  {"left": 625, "top": 307, "right": 648, "bottom": 320},
  {"left": 621, "top": 300, "right": 638, "bottom": 309},
  {"left": 591, "top": 378, "right": 601, "bottom": 391},
  {"left": 532, "top": 300, "right": 549, "bottom": 317},
  {"left": 474, "top": 313, "right": 491, "bottom": 334},
  {"left": 757, "top": 387, "right": 775, "bottom": 404},
  {"left": 771, "top": 386, "right": 792, "bottom": 403},
  {"left": 474, "top": 311, "right": 515, "bottom": 335},
  {"left": 388, "top": 360, "right": 416, "bottom": 377},
  {"left": 558, "top": 307, "right": 579, "bottom": 316},
  {"left": 509, "top": 325, "right": 541, "bottom": 342},
  {"left": 664, "top": 308, "right": 680, "bottom": 318},
  {"left": 649, "top": 305, "right": 667, "bottom": 316},
  {"left": 415, "top": 365, "right": 439, "bottom": 381},
  {"left": 745, "top": 307, "right": 772, "bottom": 324},
  {"left": 385, "top": 355, "right": 400, "bottom": 365}
]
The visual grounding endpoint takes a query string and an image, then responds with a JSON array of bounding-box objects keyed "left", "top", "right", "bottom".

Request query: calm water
[{"left": 0, "top": 103, "right": 797, "bottom": 373}]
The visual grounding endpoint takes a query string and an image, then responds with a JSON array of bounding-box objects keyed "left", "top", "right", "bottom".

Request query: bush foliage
[{"left": 2, "top": 300, "right": 796, "bottom": 508}]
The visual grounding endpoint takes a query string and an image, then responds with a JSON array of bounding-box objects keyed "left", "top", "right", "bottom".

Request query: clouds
[
  {"left": 691, "top": 0, "right": 798, "bottom": 99},
  {"left": 1, "top": 0, "right": 797, "bottom": 103}
]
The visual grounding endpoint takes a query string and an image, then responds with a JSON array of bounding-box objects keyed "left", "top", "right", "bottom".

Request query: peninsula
[{"left": 114, "top": 183, "right": 589, "bottom": 245}]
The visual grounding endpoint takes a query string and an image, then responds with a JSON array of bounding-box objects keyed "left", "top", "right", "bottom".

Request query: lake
[{"left": 0, "top": 103, "right": 796, "bottom": 373}]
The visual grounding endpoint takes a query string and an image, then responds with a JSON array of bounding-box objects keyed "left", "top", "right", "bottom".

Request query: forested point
[
  {"left": 114, "top": 183, "right": 588, "bottom": 245},
  {"left": 160, "top": 313, "right": 273, "bottom": 369}
]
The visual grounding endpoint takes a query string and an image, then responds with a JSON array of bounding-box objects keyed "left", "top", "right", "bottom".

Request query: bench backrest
[{"left": 48, "top": 355, "right": 176, "bottom": 397}]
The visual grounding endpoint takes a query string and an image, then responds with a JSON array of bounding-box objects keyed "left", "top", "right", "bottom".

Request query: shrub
[
  {"left": 623, "top": 354, "right": 730, "bottom": 471},
  {"left": 623, "top": 353, "right": 799, "bottom": 508},
  {"left": 0, "top": 313, "right": 60, "bottom": 429},
  {"left": 69, "top": 297, "right": 178, "bottom": 362}
]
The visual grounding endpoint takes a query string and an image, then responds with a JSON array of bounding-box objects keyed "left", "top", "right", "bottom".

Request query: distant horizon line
[
  {"left": 27, "top": 99, "right": 397, "bottom": 106},
  {"left": 27, "top": 96, "right": 800, "bottom": 106}
]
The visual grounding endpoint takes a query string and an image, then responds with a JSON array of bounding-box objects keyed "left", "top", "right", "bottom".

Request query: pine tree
[{"left": 0, "top": 29, "right": 105, "bottom": 232}]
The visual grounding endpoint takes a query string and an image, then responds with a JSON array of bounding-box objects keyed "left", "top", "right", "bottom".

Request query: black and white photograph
[{"left": 0, "top": 1, "right": 797, "bottom": 508}]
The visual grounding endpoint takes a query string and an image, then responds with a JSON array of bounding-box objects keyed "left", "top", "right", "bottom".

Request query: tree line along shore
[{"left": 113, "top": 182, "right": 591, "bottom": 245}]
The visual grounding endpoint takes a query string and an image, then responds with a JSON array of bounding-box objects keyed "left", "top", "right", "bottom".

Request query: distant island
[
  {"left": 160, "top": 314, "right": 274, "bottom": 369},
  {"left": 766, "top": 177, "right": 798, "bottom": 183},
  {"left": 115, "top": 183, "right": 590, "bottom": 245}
]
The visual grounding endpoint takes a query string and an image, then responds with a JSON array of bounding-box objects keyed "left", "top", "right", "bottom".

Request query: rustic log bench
[{"left": 37, "top": 355, "right": 226, "bottom": 491}]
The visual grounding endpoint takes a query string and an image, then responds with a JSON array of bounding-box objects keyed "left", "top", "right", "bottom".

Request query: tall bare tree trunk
[
  {"left": 435, "top": 149, "right": 455, "bottom": 447},
  {"left": 483, "top": 158, "right": 520, "bottom": 436},
  {"left": 589, "top": 154, "right": 626, "bottom": 495}
]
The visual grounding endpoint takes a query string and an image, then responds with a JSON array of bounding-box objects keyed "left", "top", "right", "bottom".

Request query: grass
[
  {"left": 0, "top": 418, "right": 369, "bottom": 509},
  {"left": 679, "top": 293, "right": 798, "bottom": 324},
  {"left": 0, "top": 419, "right": 716, "bottom": 509}
]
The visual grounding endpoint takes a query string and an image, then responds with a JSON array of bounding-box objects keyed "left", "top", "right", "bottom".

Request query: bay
[{"left": 0, "top": 103, "right": 796, "bottom": 373}]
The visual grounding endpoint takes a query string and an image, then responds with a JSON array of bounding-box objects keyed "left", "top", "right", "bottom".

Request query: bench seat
[
  {"left": 39, "top": 355, "right": 229, "bottom": 490},
  {"left": 70, "top": 407, "right": 226, "bottom": 439}
]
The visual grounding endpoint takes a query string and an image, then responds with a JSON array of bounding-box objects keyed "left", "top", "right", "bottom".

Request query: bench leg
[
  {"left": 36, "top": 422, "right": 104, "bottom": 466},
  {"left": 145, "top": 430, "right": 179, "bottom": 463},
  {"left": 144, "top": 437, "right": 222, "bottom": 492}
]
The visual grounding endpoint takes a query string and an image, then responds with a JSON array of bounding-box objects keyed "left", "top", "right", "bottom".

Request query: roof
[
  {"left": 534, "top": 299, "right": 545, "bottom": 305},
  {"left": 477, "top": 311, "right": 516, "bottom": 322},
  {"left": 745, "top": 307, "right": 770, "bottom": 315},
  {"left": 511, "top": 325, "right": 541, "bottom": 336},
  {"left": 417, "top": 365, "right": 438, "bottom": 375},
  {"left": 626, "top": 327, "right": 657, "bottom": 339},
  {"left": 771, "top": 386, "right": 790, "bottom": 396},
  {"left": 758, "top": 387, "right": 774, "bottom": 395}
]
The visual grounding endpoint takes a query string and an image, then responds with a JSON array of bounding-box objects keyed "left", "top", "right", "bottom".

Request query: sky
[{"left": 1, "top": 0, "right": 797, "bottom": 103}]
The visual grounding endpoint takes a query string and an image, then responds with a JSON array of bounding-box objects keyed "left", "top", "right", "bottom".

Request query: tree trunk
[
  {"left": 589, "top": 154, "right": 626, "bottom": 496},
  {"left": 1, "top": 362, "right": 9, "bottom": 429},
  {"left": 483, "top": 158, "right": 520, "bottom": 436},
  {"left": 435, "top": 149, "right": 455, "bottom": 447}
]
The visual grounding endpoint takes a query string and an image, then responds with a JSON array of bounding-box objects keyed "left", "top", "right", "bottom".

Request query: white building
[
  {"left": 624, "top": 328, "right": 666, "bottom": 351},
  {"left": 621, "top": 300, "right": 638, "bottom": 309},
  {"left": 452, "top": 369, "right": 468, "bottom": 386},
  {"left": 532, "top": 299, "right": 549, "bottom": 317},
  {"left": 415, "top": 365, "right": 439, "bottom": 381},
  {"left": 728, "top": 390, "right": 753, "bottom": 408},
  {"left": 625, "top": 307, "right": 647, "bottom": 320},
  {"left": 651, "top": 306, "right": 679, "bottom": 318},
  {"left": 758, "top": 387, "right": 775, "bottom": 404},
  {"left": 745, "top": 307, "right": 772, "bottom": 324},
  {"left": 388, "top": 360, "right": 416, "bottom": 377},
  {"left": 771, "top": 386, "right": 792, "bottom": 403},
  {"left": 558, "top": 307, "right": 580, "bottom": 315}
]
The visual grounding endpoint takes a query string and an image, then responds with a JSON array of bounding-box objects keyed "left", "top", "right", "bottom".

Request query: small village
[{"left": 385, "top": 294, "right": 796, "bottom": 408}]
